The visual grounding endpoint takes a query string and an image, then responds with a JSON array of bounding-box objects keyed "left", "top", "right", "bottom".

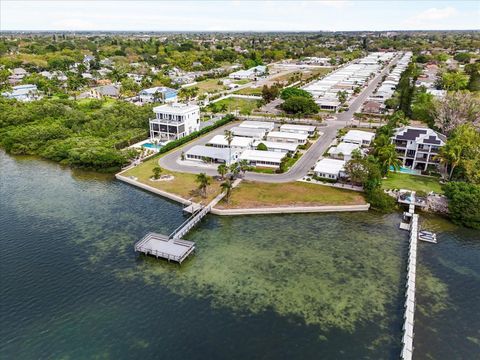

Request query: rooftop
[
  {"left": 240, "top": 149, "right": 286, "bottom": 163},
  {"left": 267, "top": 131, "right": 309, "bottom": 141},
  {"left": 314, "top": 158, "right": 346, "bottom": 174},
  {"left": 208, "top": 135, "right": 253, "bottom": 148},
  {"left": 343, "top": 130, "right": 375, "bottom": 142},
  {"left": 153, "top": 103, "right": 200, "bottom": 114},
  {"left": 185, "top": 145, "right": 235, "bottom": 161}
]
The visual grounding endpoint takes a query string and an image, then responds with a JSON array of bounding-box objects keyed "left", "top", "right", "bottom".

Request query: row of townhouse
[
  {"left": 304, "top": 52, "right": 396, "bottom": 112},
  {"left": 363, "top": 52, "right": 413, "bottom": 114}
]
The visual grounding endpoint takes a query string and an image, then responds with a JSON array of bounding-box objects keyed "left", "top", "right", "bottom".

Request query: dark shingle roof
[
  {"left": 396, "top": 128, "right": 427, "bottom": 141},
  {"left": 423, "top": 135, "right": 441, "bottom": 145}
]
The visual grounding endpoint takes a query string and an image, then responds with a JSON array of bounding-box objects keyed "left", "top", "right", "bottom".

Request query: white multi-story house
[
  {"left": 149, "top": 103, "right": 200, "bottom": 141},
  {"left": 391, "top": 126, "right": 446, "bottom": 171}
]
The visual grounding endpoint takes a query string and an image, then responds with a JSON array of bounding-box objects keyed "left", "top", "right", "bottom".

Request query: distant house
[
  {"left": 251, "top": 140, "right": 299, "bottom": 154},
  {"left": 127, "top": 73, "right": 144, "bottom": 84},
  {"left": 2, "top": 84, "right": 39, "bottom": 102},
  {"left": 342, "top": 130, "right": 375, "bottom": 147},
  {"left": 229, "top": 65, "right": 267, "bottom": 80},
  {"left": 83, "top": 55, "right": 95, "bottom": 64},
  {"left": 391, "top": 126, "right": 446, "bottom": 171},
  {"left": 8, "top": 68, "right": 28, "bottom": 84},
  {"left": 362, "top": 100, "right": 383, "bottom": 114},
  {"left": 313, "top": 158, "right": 346, "bottom": 180},
  {"left": 100, "top": 58, "right": 113, "bottom": 67},
  {"left": 138, "top": 86, "right": 178, "bottom": 103},
  {"left": 78, "top": 84, "right": 120, "bottom": 99},
  {"left": 149, "top": 103, "right": 200, "bottom": 141}
]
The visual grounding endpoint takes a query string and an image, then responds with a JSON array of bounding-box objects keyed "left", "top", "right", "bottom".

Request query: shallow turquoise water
[{"left": 0, "top": 151, "right": 478, "bottom": 359}]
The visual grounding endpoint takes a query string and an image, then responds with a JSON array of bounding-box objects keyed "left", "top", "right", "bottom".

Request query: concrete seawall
[
  {"left": 210, "top": 204, "right": 370, "bottom": 215},
  {"left": 116, "top": 174, "right": 371, "bottom": 216},
  {"left": 115, "top": 174, "right": 195, "bottom": 207}
]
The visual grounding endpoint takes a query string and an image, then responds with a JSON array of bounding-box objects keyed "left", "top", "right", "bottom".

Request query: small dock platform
[{"left": 134, "top": 232, "right": 195, "bottom": 264}]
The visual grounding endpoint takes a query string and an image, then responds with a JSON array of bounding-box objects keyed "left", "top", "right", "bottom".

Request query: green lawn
[
  {"left": 217, "top": 181, "right": 366, "bottom": 208},
  {"left": 209, "top": 97, "right": 261, "bottom": 115},
  {"left": 195, "top": 79, "right": 227, "bottom": 95},
  {"left": 233, "top": 87, "right": 263, "bottom": 96},
  {"left": 381, "top": 172, "right": 444, "bottom": 194}
]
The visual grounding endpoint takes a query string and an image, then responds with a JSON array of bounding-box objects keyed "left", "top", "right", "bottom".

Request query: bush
[
  {"left": 444, "top": 182, "right": 480, "bottom": 229},
  {"left": 256, "top": 142, "right": 268, "bottom": 151},
  {"left": 159, "top": 114, "right": 235, "bottom": 154},
  {"left": 280, "top": 87, "right": 312, "bottom": 100},
  {"left": 366, "top": 188, "right": 397, "bottom": 212}
]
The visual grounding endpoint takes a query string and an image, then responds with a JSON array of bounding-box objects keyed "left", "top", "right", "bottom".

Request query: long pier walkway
[{"left": 401, "top": 211, "right": 419, "bottom": 360}]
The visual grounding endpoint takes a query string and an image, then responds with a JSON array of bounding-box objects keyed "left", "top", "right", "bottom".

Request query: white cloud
[{"left": 405, "top": 6, "right": 459, "bottom": 27}]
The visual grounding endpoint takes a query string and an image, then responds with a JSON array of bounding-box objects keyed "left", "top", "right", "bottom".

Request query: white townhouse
[
  {"left": 184, "top": 145, "right": 239, "bottom": 165},
  {"left": 266, "top": 131, "right": 308, "bottom": 145},
  {"left": 230, "top": 126, "right": 267, "bottom": 139},
  {"left": 314, "top": 158, "right": 346, "bottom": 180},
  {"left": 238, "top": 120, "right": 275, "bottom": 132},
  {"left": 391, "top": 126, "right": 446, "bottom": 171},
  {"left": 327, "top": 142, "right": 363, "bottom": 161},
  {"left": 207, "top": 135, "right": 253, "bottom": 150},
  {"left": 149, "top": 103, "right": 200, "bottom": 141},
  {"left": 239, "top": 150, "right": 285, "bottom": 169},
  {"left": 342, "top": 130, "right": 375, "bottom": 147},
  {"left": 279, "top": 124, "right": 316, "bottom": 136},
  {"left": 252, "top": 140, "right": 299, "bottom": 154}
]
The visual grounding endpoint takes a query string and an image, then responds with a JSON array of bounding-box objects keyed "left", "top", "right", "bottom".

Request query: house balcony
[{"left": 150, "top": 118, "right": 185, "bottom": 125}]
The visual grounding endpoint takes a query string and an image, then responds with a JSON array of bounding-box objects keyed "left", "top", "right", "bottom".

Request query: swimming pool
[
  {"left": 142, "top": 143, "right": 162, "bottom": 150},
  {"left": 390, "top": 166, "right": 419, "bottom": 175}
]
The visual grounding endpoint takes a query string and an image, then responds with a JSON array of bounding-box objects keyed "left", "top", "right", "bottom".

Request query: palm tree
[
  {"left": 436, "top": 144, "right": 462, "bottom": 180},
  {"left": 378, "top": 144, "right": 401, "bottom": 176},
  {"left": 238, "top": 159, "right": 249, "bottom": 176},
  {"left": 195, "top": 173, "right": 211, "bottom": 198},
  {"left": 372, "top": 134, "right": 391, "bottom": 156},
  {"left": 220, "top": 179, "right": 233, "bottom": 204},
  {"left": 224, "top": 129, "right": 234, "bottom": 163},
  {"left": 229, "top": 162, "right": 240, "bottom": 178},
  {"left": 219, "top": 103, "right": 228, "bottom": 113},
  {"left": 217, "top": 164, "right": 228, "bottom": 179}
]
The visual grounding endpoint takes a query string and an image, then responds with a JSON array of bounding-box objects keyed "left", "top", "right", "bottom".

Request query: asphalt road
[{"left": 158, "top": 55, "right": 400, "bottom": 183}]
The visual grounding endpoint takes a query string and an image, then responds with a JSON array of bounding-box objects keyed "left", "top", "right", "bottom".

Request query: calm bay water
[{"left": 0, "top": 150, "right": 479, "bottom": 359}]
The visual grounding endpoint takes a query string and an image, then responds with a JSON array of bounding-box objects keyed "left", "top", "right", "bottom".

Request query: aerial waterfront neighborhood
[{"left": 1, "top": 1, "right": 479, "bottom": 360}]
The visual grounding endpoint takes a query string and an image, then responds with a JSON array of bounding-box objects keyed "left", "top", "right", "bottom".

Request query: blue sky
[{"left": 1, "top": 1, "right": 479, "bottom": 31}]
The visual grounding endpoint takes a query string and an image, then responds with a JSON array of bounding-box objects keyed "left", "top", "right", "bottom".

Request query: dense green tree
[
  {"left": 444, "top": 182, "right": 480, "bottom": 229},
  {"left": 280, "top": 87, "right": 312, "bottom": 100},
  {"left": 281, "top": 96, "right": 319, "bottom": 115}
]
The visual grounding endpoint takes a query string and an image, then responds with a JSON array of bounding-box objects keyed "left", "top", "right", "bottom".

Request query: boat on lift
[{"left": 418, "top": 230, "right": 437, "bottom": 244}]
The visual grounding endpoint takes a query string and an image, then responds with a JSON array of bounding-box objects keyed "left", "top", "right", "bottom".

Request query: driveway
[{"left": 158, "top": 55, "right": 400, "bottom": 183}]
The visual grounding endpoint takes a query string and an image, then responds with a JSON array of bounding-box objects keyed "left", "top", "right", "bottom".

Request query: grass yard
[
  {"left": 217, "top": 181, "right": 366, "bottom": 208},
  {"left": 122, "top": 157, "right": 222, "bottom": 203},
  {"left": 209, "top": 97, "right": 261, "bottom": 115},
  {"left": 233, "top": 87, "right": 263, "bottom": 96},
  {"left": 381, "top": 172, "right": 444, "bottom": 194},
  {"left": 302, "top": 67, "right": 332, "bottom": 81},
  {"left": 195, "top": 79, "right": 227, "bottom": 95}
]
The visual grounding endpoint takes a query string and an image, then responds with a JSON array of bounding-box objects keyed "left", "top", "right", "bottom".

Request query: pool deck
[{"left": 134, "top": 232, "right": 195, "bottom": 263}]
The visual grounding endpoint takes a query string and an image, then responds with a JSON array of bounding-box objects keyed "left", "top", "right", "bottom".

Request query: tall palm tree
[
  {"left": 195, "top": 173, "right": 211, "bottom": 198},
  {"left": 436, "top": 144, "right": 463, "bottom": 180},
  {"left": 220, "top": 179, "right": 233, "bottom": 204},
  {"left": 224, "top": 129, "right": 234, "bottom": 163},
  {"left": 378, "top": 144, "right": 401, "bottom": 176},
  {"left": 372, "top": 134, "right": 391, "bottom": 156}
]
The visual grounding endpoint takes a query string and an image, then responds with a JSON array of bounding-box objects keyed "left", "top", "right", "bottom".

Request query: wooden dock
[
  {"left": 134, "top": 232, "right": 196, "bottom": 264},
  {"left": 401, "top": 213, "right": 418, "bottom": 360}
]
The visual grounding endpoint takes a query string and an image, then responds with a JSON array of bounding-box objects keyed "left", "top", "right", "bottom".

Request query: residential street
[{"left": 158, "top": 55, "right": 399, "bottom": 183}]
